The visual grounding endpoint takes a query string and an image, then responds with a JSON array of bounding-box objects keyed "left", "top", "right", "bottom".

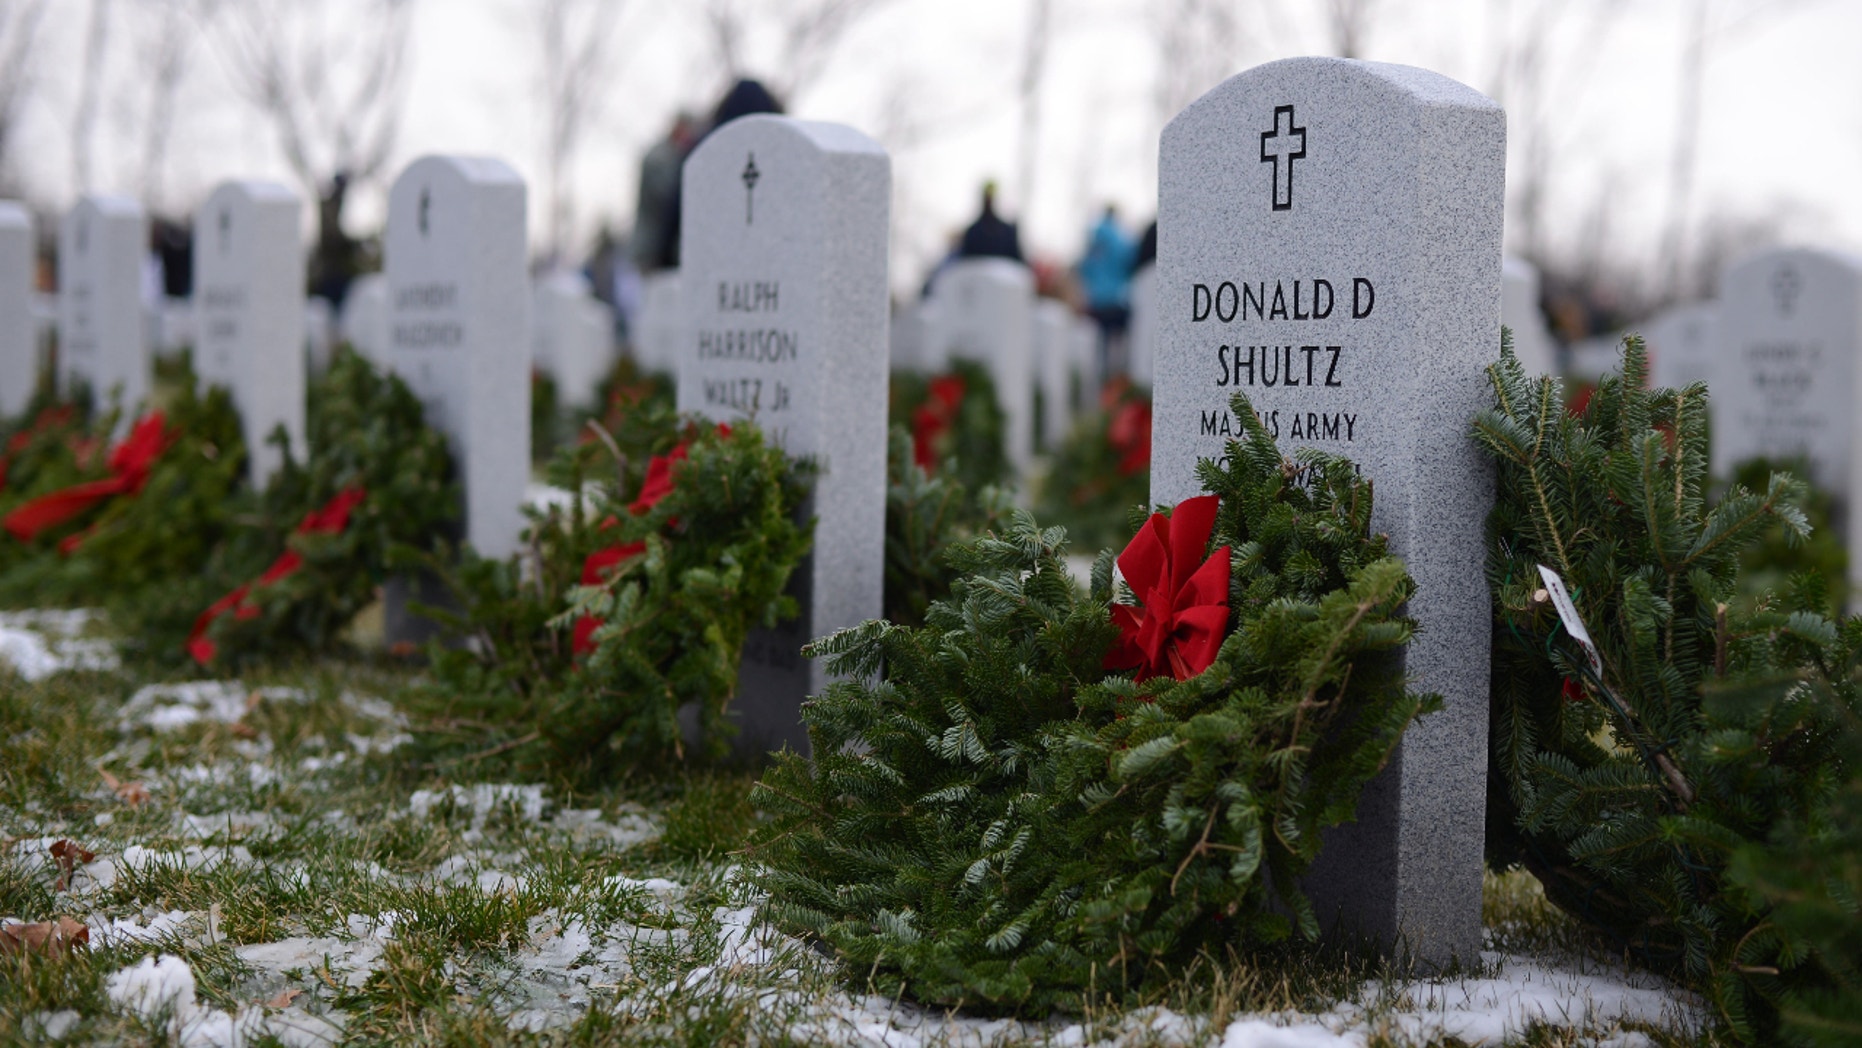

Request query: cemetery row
[{"left": 0, "top": 57, "right": 1855, "bottom": 1043}]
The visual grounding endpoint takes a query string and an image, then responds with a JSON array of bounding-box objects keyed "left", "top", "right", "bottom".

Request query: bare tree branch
[
  {"left": 72, "top": 0, "right": 114, "bottom": 193},
  {"left": 0, "top": 0, "right": 50, "bottom": 192},
  {"left": 534, "top": 0, "right": 631, "bottom": 261}
]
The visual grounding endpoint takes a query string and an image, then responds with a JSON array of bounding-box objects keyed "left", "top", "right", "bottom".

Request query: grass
[{"left": 0, "top": 646, "right": 1721, "bottom": 1047}]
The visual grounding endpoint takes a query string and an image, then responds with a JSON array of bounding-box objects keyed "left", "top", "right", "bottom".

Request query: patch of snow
[
  {"left": 346, "top": 731, "right": 413, "bottom": 755},
  {"left": 88, "top": 909, "right": 195, "bottom": 947},
  {"left": 338, "top": 691, "right": 405, "bottom": 726},
  {"left": 0, "top": 609, "right": 117, "bottom": 680},
  {"left": 604, "top": 875, "right": 682, "bottom": 901},
  {"left": 22, "top": 1010, "right": 81, "bottom": 1040},
  {"left": 237, "top": 914, "right": 398, "bottom": 990},
  {"left": 120, "top": 681, "right": 305, "bottom": 732},
  {"left": 1219, "top": 1019, "right": 1357, "bottom": 1048},
  {"left": 408, "top": 783, "right": 549, "bottom": 828}
]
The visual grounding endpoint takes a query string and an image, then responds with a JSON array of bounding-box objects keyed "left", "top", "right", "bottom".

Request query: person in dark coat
[
  {"left": 651, "top": 79, "right": 784, "bottom": 271},
  {"left": 957, "top": 182, "right": 1023, "bottom": 262}
]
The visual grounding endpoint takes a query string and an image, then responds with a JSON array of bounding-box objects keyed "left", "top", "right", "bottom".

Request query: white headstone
[
  {"left": 340, "top": 274, "right": 390, "bottom": 363},
  {"left": 533, "top": 270, "right": 613, "bottom": 411},
  {"left": 677, "top": 114, "right": 890, "bottom": 756},
  {"left": 634, "top": 269, "right": 683, "bottom": 374},
  {"left": 1711, "top": 247, "right": 1862, "bottom": 494},
  {"left": 193, "top": 180, "right": 307, "bottom": 485},
  {"left": 1070, "top": 315, "right": 1099, "bottom": 414},
  {"left": 1643, "top": 302, "right": 1715, "bottom": 392},
  {"left": 1128, "top": 261, "right": 1158, "bottom": 384},
  {"left": 927, "top": 258, "right": 1035, "bottom": 471},
  {"left": 0, "top": 202, "right": 32, "bottom": 418},
  {"left": 1153, "top": 57, "right": 1505, "bottom": 964},
  {"left": 58, "top": 195, "right": 149, "bottom": 415},
  {"left": 386, "top": 155, "right": 530, "bottom": 559},
  {"left": 1501, "top": 256, "right": 1556, "bottom": 375},
  {"left": 1035, "top": 298, "right": 1073, "bottom": 450}
]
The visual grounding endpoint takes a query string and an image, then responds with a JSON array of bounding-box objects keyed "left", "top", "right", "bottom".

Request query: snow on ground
[{"left": 0, "top": 609, "right": 118, "bottom": 680}]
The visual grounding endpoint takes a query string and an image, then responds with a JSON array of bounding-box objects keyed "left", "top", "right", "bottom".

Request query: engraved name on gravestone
[
  {"left": 930, "top": 258, "right": 1036, "bottom": 471},
  {"left": 194, "top": 181, "right": 306, "bottom": 486},
  {"left": 1153, "top": 57, "right": 1505, "bottom": 964},
  {"left": 386, "top": 156, "right": 530, "bottom": 560},
  {"left": 1710, "top": 247, "right": 1862, "bottom": 497},
  {"left": 59, "top": 195, "right": 149, "bottom": 418},
  {"left": 0, "top": 202, "right": 31, "bottom": 419},
  {"left": 677, "top": 114, "right": 890, "bottom": 756}
]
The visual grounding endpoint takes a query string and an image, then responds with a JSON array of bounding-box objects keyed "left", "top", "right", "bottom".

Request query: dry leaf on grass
[
  {"left": 262, "top": 987, "right": 304, "bottom": 1009},
  {"left": 98, "top": 768, "right": 151, "bottom": 807},
  {"left": 48, "top": 840, "right": 95, "bottom": 892},
  {"left": 0, "top": 917, "right": 90, "bottom": 957}
]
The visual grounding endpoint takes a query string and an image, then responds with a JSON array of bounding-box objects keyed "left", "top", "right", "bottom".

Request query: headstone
[
  {"left": 888, "top": 300, "right": 922, "bottom": 372},
  {"left": 154, "top": 297, "right": 193, "bottom": 354},
  {"left": 340, "top": 274, "right": 390, "bottom": 362},
  {"left": 1034, "top": 298, "right": 1073, "bottom": 450},
  {"left": 1644, "top": 302, "right": 1715, "bottom": 392},
  {"left": 634, "top": 269, "right": 682, "bottom": 374},
  {"left": 533, "top": 269, "right": 614, "bottom": 411},
  {"left": 677, "top": 113, "right": 889, "bottom": 756},
  {"left": 193, "top": 180, "right": 307, "bottom": 486},
  {"left": 58, "top": 195, "right": 150, "bottom": 414},
  {"left": 1152, "top": 57, "right": 1505, "bottom": 965},
  {"left": 386, "top": 155, "right": 530, "bottom": 560},
  {"left": 1128, "top": 261, "right": 1158, "bottom": 384},
  {"left": 304, "top": 296, "right": 335, "bottom": 374},
  {"left": 1712, "top": 247, "right": 1862, "bottom": 499},
  {"left": 0, "top": 202, "right": 32, "bottom": 418},
  {"left": 1070, "top": 315, "right": 1100, "bottom": 412},
  {"left": 927, "top": 258, "right": 1035, "bottom": 471},
  {"left": 1501, "top": 255, "right": 1556, "bottom": 375}
]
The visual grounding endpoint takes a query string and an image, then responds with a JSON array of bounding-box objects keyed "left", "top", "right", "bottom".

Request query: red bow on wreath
[
  {"left": 911, "top": 375, "right": 966, "bottom": 473},
  {"left": 1104, "top": 494, "right": 1231, "bottom": 683},
  {"left": 3, "top": 412, "right": 172, "bottom": 546},
  {"left": 573, "top": 424, "right": 731, "bottom": 655},
  {"left": 1108, "top": 398, "right": 1152, "bottom": 476},
  {"left": 187, "top": 487, "right": 368, "bottom": 665}
]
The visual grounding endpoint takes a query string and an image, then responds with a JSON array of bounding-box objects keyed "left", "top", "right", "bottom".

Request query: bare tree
[
  {"left": 0, "top": 0, "right": 49, "bottom": 193},
  {"left": 700, "top": 0, "right": 893, "bottom": 105},
  {"left": 532, "top": 0, "right": 632, "bottom": 263},
  {"left": 136, "top": 0, "right": 203, "bottom": 213},
  {"left": 1324, "top": 0, "right": 1378, "bottom": 58},
  {"left": 1150, "top": 0, "right": 1247, "bottom": 127},
  {"left": 1015, "top": 0, "right": 1051, "bottom": 219},
  {"left": 201, "top": 0, "right": 415, "bottom": 232},
  {"left": 72, "top": 0, "right": 114, "bottom": 193}
]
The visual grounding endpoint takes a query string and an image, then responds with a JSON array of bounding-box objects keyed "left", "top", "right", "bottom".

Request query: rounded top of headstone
[
  {"left": 394, "top": 155, "right": 525, "bottom": 189},
  {"left": 1721, "top": 244, "right": 1862, "bottom": 284},
  {"left": 933, "top": 256, "right": 1033, "bottom": 293},
  {"left": 1167, "top": 56, "right": 1499, "bottom": 138},
  {"left": 691, "top": 113, "right": 886, "bottom": 163},
  {"left": 72, "top": 194, "right": 145, "bottom": 219},
  {"left": 204, "top": 180, "right": 300, "bottom": 206},
  {"left": 0, "top": 200, "right": 28, "bottom": 229}
]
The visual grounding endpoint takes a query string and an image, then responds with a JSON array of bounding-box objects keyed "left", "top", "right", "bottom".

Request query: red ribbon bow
[
  {"left": 1104, "top": 494, "right": 1231, "bottom": 682},
  {"left": 572, "top": 424, "right": 730, "bottom": 655},
  {"left": 911, "top": 375, "right": 966, "bottom": 473},
  {"left": 1108, "top": 399, "right": 1152, "bottom": 476},
  {"left": 187, "top": 487, "right": 368, "bottom": 665},
  {"left": 3, "top": 412, "right": 172, "bottom": 545}
]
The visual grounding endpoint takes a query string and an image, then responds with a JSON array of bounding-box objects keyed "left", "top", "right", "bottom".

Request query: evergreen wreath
[
  {"left": 1034, "top": 375, "right": 1152, "bottom": 551},
  {"left": 1476, "top": 334, "right": 1857, "bottom": 1042},
  {"left": 882, "top": 423, "right": 1013, "bottom": 628},
  {"left": 749, "top": 391, "right": 1437, "bottom": 1011},
  {"left": 412, "top": 407, "right": 814, "bottom": 772},
  {"left": 891, "top": 359, "right": 1010, "bottom": 496}
]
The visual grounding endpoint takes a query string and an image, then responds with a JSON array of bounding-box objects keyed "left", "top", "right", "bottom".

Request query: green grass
[{"left": 0, "top": 647, "right": 1723, "bottom": 1047}]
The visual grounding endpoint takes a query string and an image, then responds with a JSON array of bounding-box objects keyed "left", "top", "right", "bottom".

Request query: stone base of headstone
[
  {"left": 728, "top": 560, "right": 814, "bottom": 761},
  {"left": 383, "top": 571, "right": 462, "bottom": 650}
]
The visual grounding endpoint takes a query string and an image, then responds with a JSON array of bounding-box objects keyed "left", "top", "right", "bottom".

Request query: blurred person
[
  {"left": 1078, "top": 205, "right": 1135, "bottom": 375},
  {"left": 958, "top": 182, "right": 1023, "bottom": 262},
  {"left": 632, "top": 111, "right": 700, "bottom": 273}
]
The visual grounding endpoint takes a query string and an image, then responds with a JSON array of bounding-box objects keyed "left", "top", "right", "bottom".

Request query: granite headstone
[
  {"left": 1501, "top": 255, "right": 1556, "bottom": 376},
  {"left": 0, "top": 202, "right": 32, "bottom": 418},
  {"left": 193, "top": 180, "right": 307, "bottom": 485},
  {"left": 1644, "top": 302, "right": 1716, "bottom": 393},
  {"left": 1128, "top": 261, "right": 1158, "bottom": 384},
  {"left": 340, "top": 274, "right": 389, "bottom": 363},
  {"left": 1035, "top": 298, "right": 1074, "bottom": 450},
  {"left": 58, "top": 195, "right": 149, "bottom": 416},
  {"left": 1153, "top": 57, "right": 1505, "bottom": 965},
  {"left": 677, "top": 114, "right": 890, "bottom": 756},
  {"left": 928, "top": 258, "right": 1035, "bottom": 471}
]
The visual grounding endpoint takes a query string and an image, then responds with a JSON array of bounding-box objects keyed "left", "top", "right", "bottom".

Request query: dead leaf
[
  {"left": 262, "top": 987, "right": 304, "bottom": 1009},
  {"left": 229, "top": 722, "right": 259, "bottom": 739},
  {"left": 0, "top": 917, "right": 90, "bottom": 957},
  {"left": 47, "top": 840, "right": 95, "bottom": 892},
  {"left": 389, "top": 641, "right": 418, "bottom": 658},
  {"left": 245, "top": 690, "right": 265, "bottom": 714},
  {"left": 98, "top": 769, "right": 150, "bottom": 807}
]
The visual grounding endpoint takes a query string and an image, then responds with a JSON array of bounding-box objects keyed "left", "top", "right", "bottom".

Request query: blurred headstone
[
  {"left": 0, "top": 202, "right": 32, "bottom": 418},
  {"left": 1128, "top": 261, "right": 1157, "bottom": 384},
  {"left": 1501, "top": 256, "right": 1556, "bottom": 375},
  {"left": 928, "top": 258, "right": 1035, "bottom": 472},
  {"left": 1644, "top": 302, "right": 1715, "bottom": 392},
  {"left": 193, "top": 180, "right": 306, "bottom": 486},
  {"left": 340, "top": 274, "right": 390, "bottom": 363},
  {"left": 59, "top": 195, "right": 149, "bottom": 416}
]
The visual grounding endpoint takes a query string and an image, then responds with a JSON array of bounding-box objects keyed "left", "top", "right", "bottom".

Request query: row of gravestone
[{"left": 9, "top": 56, "right": 1856, "bottom": 970}]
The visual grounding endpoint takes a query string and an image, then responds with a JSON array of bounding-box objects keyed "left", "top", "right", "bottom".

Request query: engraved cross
[
  {"left": 1259, "top": 104, "right": 1307, "bottom": 212},
  {"left": 737, "top": 151, "right": 759, "bottom": 223}
]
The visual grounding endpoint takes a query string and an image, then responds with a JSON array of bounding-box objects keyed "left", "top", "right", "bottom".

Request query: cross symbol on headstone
[
  {"left": 1771, "top": 264, "right": 1803, "bottom": 317},
  {"left": 742, "top": 153, "right": 761, "bottom": 225},
  {"left": 1259, "top": 104, "right": 1307, "bottom": 212},
  {"left": 418, "top": 187, "right": 431, "bottom": 237}
]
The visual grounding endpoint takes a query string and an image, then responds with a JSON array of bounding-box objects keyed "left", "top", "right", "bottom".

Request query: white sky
[{"left": 7, "top": 0, "right": 1860, "bottom": 300}]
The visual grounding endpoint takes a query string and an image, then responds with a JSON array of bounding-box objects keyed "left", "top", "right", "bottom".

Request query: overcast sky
[{"left": 6, "top": 0, "right": 1857, "bottom": 301}]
